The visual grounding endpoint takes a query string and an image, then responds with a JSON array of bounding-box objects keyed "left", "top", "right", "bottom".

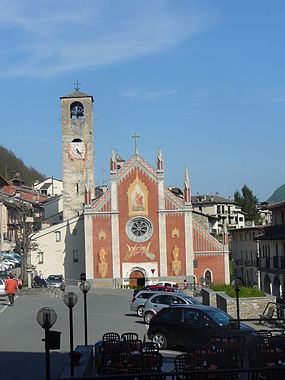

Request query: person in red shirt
[{"left": 5, "top": 275, "right": 19, "bottom": 306}]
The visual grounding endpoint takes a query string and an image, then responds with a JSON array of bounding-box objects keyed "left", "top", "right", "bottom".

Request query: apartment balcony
[
  {"left": 258, "top": 224, "right": 285, "bottom": 240},
  {"left": 235, "top": 259, "right": 243, "bottom": 266}
]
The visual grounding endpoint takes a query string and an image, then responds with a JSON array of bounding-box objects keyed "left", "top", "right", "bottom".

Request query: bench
[{"left": 259, "top": 304, "right": 276, "bottom": 324}]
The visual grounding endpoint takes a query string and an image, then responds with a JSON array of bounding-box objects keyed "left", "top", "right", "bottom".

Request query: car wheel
[
  {"left": 144, "top": 311, "right": 154, "bottom": 324},
  {"left": 152, "top": 332, "right": 167, "bottom": 350},
  {"left": 137, "top": 306, "right": 144, "bottom": 317}
]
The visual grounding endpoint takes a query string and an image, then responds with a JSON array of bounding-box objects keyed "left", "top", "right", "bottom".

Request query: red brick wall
[
  {"left": 194, "top": 254, "right": 225, "bottom": 285},
  {"left": 166, "top": 214, "right": 186, "bottom": 276}
]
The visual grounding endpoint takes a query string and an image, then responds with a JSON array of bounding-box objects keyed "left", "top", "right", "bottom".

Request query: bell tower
[{"left": 60, "top": 85, "right": 95, "bottom": 221}]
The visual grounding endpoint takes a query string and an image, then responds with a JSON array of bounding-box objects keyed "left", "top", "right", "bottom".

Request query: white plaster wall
[{"left": 31, "top": 217, "right": 85, "bottom": 280}]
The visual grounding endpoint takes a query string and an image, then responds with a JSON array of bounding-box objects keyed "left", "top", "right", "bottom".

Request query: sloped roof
[
  {"left": 192, "top": 194, "right": 236, "bottom": 205},
  {"left": 60, "top": 89, "right": 93, "bottom": 101}
]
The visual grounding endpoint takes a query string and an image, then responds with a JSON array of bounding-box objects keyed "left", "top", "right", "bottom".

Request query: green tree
[{"left": 234, "top": 185, "right": 260, "bottom": 223}]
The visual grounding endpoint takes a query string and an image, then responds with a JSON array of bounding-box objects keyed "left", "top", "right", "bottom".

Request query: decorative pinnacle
[
  {"left": 158, "top": 146, "right": 163, "bottom": 160},
  {"left": 184, "top": 166, "right": 190, "bottom": 186}
]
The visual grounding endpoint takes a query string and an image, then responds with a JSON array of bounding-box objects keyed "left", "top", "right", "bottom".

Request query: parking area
[{"left": 1, "top": 285, "right": 283, "bottom": 379}]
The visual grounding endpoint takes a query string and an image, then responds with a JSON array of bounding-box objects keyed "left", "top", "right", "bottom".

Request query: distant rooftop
[{"left": 192, "top": 194, "right": 237, "bottom": 205}]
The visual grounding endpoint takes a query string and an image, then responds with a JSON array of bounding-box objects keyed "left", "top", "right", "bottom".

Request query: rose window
[{"left": 126, "top": 217, "right": 153, "bottom": 242}]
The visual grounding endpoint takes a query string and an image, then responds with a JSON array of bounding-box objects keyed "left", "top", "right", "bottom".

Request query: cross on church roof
[
  {"left": 132, "top": 132, "right": 140, "bottom": 154},
  {"left": 74, "top": 80, "right": 81, "bottom": 91}
]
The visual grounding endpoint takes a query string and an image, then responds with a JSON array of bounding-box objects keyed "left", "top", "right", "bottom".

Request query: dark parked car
[
  {"left": 147, "top": 304, "right": 255, "bottom": 350},
  {"left": 46, "top": 275, "right": 66, "bottom": 291},
  {"left": 143, "top": 293, "right": 201, "bottom": 324}
]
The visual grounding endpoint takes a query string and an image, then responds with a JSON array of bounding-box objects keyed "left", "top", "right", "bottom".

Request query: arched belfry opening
[{"left": 70, "top": 101, "right": 84, "bottom": 119}]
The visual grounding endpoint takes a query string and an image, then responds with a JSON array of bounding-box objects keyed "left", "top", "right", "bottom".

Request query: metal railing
[{"left": 58, "top": 367, "right": 285, "bottom": 380}]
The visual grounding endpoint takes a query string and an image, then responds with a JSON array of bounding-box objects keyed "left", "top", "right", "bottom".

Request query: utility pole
[{"left": 21, "top": 203, "right": 27, "bottom": 284}]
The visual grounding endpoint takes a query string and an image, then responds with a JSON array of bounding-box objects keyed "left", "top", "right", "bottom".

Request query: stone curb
[{"left": 19, "top": 287, "right": 63, "bottom": 298}]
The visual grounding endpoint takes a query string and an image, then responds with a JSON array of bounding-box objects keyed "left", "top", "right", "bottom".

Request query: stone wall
[{"left": 202, "top": 288, "right": 276, "bottom": 319}]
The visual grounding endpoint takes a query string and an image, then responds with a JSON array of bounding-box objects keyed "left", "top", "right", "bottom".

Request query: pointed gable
[
  {"left": 92, "top": 189, "right": 111, "bottom": 212},
  {"left": 117, "top": 154, "right": 157, "bottom": 184}
]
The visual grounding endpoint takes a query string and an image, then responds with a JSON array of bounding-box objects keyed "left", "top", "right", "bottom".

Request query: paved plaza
[
  {"left": 0, "top": 286, "right": 152, "bottom": 380},
  {"left": 0, "top": 286, "right": 280, "bottom": 379}
]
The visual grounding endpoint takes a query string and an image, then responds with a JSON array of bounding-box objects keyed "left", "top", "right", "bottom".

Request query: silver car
[
  {"left": 143, "top": 292, "right": 200, "bottom": 324},
  {"left": 130, "top": 290, "right": 159, "bottom": 317}
]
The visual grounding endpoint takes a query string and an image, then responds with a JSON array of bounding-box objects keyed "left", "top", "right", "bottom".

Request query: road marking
[{"left": 0, "top": 295, "right": 18, "bottom": 314}]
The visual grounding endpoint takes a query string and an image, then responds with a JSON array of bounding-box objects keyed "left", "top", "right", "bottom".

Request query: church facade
[{"left": 83, "top": 147, "right": 230, "bottom": 287}]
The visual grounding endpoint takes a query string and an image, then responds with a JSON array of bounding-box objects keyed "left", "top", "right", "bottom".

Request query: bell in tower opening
[{"left": 70, "top": 101, "right": 84, "bottom": 119}]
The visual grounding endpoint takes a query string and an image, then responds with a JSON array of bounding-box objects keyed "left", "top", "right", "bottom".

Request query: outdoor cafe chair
[
  {"left": 102, "top": 332, "right": 120, "bottom": 342},
  {"left": 121, "top": 332, "right": 139, "bottom": 341},
  {"left": 142, "top": 351, "right": 163, "bottom": 372},
  {"left": 102, "top": 340, "right": 124, "bottom": 355},
  {"left": 142, "top": 341, "right": 159, "bottom": 353},
  {"left": 256, "top": 330, "right": 272, "bottom": 348},
  {"left": 123, "top": 339, "right": 143, "bottom": 353}
]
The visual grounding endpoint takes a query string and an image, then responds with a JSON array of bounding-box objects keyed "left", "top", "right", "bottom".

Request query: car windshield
[
  {"left": 185, "top": 297, "right": 200, "bottom": 305},
  {"left": 206, "top": 309, "right": 233, "bottom": 326},
  {"left": 48, "top": 276, "right": 62, "bottom": 281}
]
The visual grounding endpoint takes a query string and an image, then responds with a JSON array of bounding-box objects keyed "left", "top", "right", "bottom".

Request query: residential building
[
  {"left": 231, "top": 226, "right": 264, "bottom": 287},
  {"left": 191, "top": 194, "right": 245, "bottom": 233},
  {"left": 258, "top": 202, "right": 272, "bottom": 226},
  {"left": 0, "top": 176, "right": 46, "bottom": 253},
  {"left": 34, "top": 177, "right": 63, "bottom": 197},
  {"left": 255, "top": 200, "right": 285, "bottom": 297}
]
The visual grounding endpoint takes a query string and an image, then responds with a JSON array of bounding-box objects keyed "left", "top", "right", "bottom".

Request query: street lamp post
[
  {"left": 63, "top": 292, "right": 78, "bottom": 377},
  {"left": 79, "top": 281, "right": 91, "bottom": 346},
  {"left": 234, "top": 280, "right": 241, "bottom": 329},
  {"left": 37, "top": 307, "right": 57, "bottom": 380}
]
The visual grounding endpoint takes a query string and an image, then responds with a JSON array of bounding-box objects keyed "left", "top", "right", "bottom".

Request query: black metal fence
[{"left": 58, "top": 366, "right": 285, "bottom": 379}]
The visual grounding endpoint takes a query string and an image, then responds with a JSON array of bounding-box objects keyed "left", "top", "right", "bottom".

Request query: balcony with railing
[
  {"left": 235, "top": 259, "right": 243, "bottom": 266},
  {"left": 258, "top": 224, "right": 285, "bottom": 240}
]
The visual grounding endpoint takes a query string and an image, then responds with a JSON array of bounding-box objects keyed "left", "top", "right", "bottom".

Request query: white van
[{"left": 155, "top": 281, "right": 178, "bottom": 288}]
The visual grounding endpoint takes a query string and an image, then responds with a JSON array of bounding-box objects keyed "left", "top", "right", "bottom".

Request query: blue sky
[{"left": 1, "top": 0, "right": 284, "bottom": 200}]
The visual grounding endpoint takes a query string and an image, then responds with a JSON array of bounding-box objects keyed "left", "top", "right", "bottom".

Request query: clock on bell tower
[{"left": 60, "top": 85, "right": 95, "bottom": 221}]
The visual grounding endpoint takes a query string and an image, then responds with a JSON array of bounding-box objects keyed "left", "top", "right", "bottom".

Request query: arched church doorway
[
  {"left": 205, "top": 270, "right": 212, "bottom": 286},
  {"left": 130, "top": 270, "right": 145, "bottom": 288}
]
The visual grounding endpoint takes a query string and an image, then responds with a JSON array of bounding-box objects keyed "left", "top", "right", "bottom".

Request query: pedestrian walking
[{"left": 5, "top": 275, "right": 19, "bottom": 306}]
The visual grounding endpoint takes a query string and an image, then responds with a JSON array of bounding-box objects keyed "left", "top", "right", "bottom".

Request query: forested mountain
[
  {"left": 267, "top": 184, "right": 285, "bottom": 204},
  {"left": 0, "top": 145, "right": 45, "bottom": 187}
]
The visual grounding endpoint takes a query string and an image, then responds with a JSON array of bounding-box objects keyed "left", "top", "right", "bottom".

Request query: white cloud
[
  {"left": 122, "top": 87, "right": 178, "bottom": 101},
  {"left": 0, "top": 0, "right": 215, "bottom": 78}
]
